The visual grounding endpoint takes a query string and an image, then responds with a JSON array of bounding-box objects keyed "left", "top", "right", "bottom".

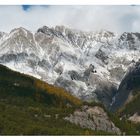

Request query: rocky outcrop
[
  {"left": 129, "top": 113, "right": 140, "bottom": 123},
  {"left": 109, "top": 66, "right": 125, "bottom": 82},
  {"left": 0, "top": 32, "right": 6, "bottom": 39},
  {"left": 68, "top": 70, "right": 82, "bottom": 81},
  {"left": 64, "top": 106, "right": 121, "bottom": 134},
  {"left": 0, "top": 53, "right": 28, "bottom": 63},
  {"left": 119, "top": 32, "right": 140, "bottom": 50},
  {"left": 95, "top": 49, "right": 108, "bottom": 64},
  {"left": 111, "top": 60, "right": 140, "bottom": 111}
]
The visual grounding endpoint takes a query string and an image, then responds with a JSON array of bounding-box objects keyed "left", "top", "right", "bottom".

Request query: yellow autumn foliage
[{"left": 34, "top": 79, "right": 82, "bottom": 106}]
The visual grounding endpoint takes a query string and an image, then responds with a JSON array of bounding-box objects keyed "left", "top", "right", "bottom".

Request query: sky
[{"left": 0, "top": 5, "right": 140, "bottom": 33}]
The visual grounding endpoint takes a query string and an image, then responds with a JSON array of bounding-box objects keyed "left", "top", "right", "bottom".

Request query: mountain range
[
  {"left": 0, "top": 26, "right": 140, "bottom": 108},
  {"left": 1, "top": 26, "right": 140, "bottom": 135}
]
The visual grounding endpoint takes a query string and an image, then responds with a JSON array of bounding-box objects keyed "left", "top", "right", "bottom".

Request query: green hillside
[{"left": 0, "top": 64, "right": 111, "bottom": 135}]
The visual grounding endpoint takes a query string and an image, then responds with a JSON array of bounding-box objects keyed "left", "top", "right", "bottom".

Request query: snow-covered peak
[
  {"left": 9, "top": 27, "right": 33, "bottom": 38},
  {"left": 55, "top": 25, "right": 67, "bottom": 34},
  {"left": 0, "top": 27, "right": 37, "bottom": 56},
  {"left": 119, "top": 32, "right": 140, "bottom": 50},
  {"left": 95, "top": 30, "right": 116, "bottom": 38},
  {"left": 37, "top": 26, "right": 51, "bottom": 34}
]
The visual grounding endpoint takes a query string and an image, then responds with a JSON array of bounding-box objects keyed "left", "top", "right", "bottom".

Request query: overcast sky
[{"left": 0, "top": 5, "right": 140, "bottom": 33}]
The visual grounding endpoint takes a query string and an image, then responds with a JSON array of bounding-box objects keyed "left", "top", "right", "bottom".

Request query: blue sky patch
[{"left": 22, "top": 5, "right": 31, "bottom": 11}]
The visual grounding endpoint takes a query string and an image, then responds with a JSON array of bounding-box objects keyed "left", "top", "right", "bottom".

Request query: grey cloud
[{"left": 0, "top": 5, "right": 140, "bottom": 33}]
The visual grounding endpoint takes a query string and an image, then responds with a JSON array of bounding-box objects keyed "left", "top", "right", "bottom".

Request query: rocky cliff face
[
  {"left": 64, "top": 106, "right": 121, "bottom": 134},
  {"left": 0, "top": 26, "right": 140, "bottom": 108},
  {"left": 111, "top": 60, "right": 140, "bottom": 111}
]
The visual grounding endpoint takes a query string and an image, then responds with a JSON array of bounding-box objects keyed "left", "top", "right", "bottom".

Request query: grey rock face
[
  {"left": 0, "top": 32, "right": 6, "bottom": 39},
  {"left": 68, "top": 70, "right": 82, "bottom": 81},
  {"left": 111, "top": 60, "right": 140, "bottom": 111},
  {"left": 88, "top": 73, "right": 117, "bottom": 108},
  {"left": 119, "top": 32, "right": 140, "bottom": 50},
  {"left": 64, "top": 106, "right": 121, "bottom": 134},
  {"left": 84, "top": 64, "right": 95, "bottom": 81},
  {"left": 37, "top": 26, "right": 90, "bottom": 47},
  {"left": 0, "top": 53, "right": 28, "bottom": 63},
  {"left": 129, "top": 113, "right": 140, "bottom": 123},
  {"left": 95, "top": 84, "right": 117, "bottom": 108},
  {"left": 109, "top": 66, "right": 125, "bottom": 81},
  {"left": 95, "top": 49, "right": 108, "bottom": 64},
  {"left": 55, "top": 76, "right": 78, "bottom": 96},
  {"left": 38, "top": 59, "right": 52, "bottom": 71}
]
